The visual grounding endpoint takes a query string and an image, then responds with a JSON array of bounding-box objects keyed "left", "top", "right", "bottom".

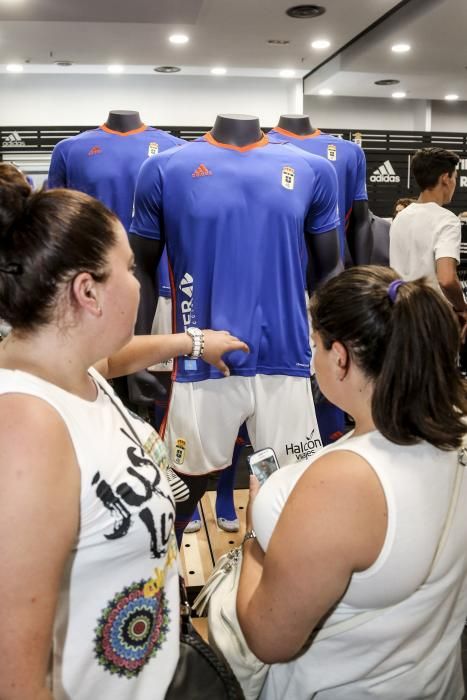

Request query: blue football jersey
[
  {"left": 268, "top": 128, "right": 367, "bottom": 259},
  {"left": 130, "top": 132, "right": 339, "bottom": 383},
  {"left": 158, "top": 248, "right": 172, "bottom": 299},
  {"left": 48, "top": 125, "right": 185, "bottom": 231}
]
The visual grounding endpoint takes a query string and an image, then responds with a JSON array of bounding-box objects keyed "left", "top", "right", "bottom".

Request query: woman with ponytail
[{"left": 237, "top": 266, "right": 467, "bottom": 699}]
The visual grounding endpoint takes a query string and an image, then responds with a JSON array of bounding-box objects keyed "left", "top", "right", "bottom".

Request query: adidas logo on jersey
[
  {"left": 88, "top": 146, "right": 102, "bottom": 156},
  {"left": 1, "top": 131, "right": 26, "bottom": 147},
  {"left": 192, "top": 163, "right": 212, "bottom": 178},
  {"left": 370, "top": 160, "right": 400, "bottom": 183}
]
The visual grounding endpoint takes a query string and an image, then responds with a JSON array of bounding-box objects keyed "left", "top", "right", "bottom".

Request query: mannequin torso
[{"left": 270, "top": 114, "right": 371, "bottom": 266}]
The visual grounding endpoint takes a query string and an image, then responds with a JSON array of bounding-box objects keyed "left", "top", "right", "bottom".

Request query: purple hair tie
[{"left": 387, "top": 279, "right": 405, "bottom": 303}]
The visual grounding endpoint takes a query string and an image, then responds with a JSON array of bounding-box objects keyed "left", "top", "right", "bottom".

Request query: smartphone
[{"left": 247, "top": 447, "right": 280, "bottom": 487}]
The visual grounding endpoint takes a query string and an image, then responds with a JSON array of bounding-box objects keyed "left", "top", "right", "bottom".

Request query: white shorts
[
  {"left": 161, "top": 374, "right": 322, "bottom": 475},
  {"left": 148, "top": 296, "right": 173, "bottom": 372}
]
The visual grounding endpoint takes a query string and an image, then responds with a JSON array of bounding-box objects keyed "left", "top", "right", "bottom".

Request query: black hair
[
  {"left": 0, "top": 164, "right": 118, "bottom": 333},
  {"left": 412, "top": 147, "right": 459, "bottom": 191},
  {"left": 310, "top": 266, "right": 467, "bottom": 450}
]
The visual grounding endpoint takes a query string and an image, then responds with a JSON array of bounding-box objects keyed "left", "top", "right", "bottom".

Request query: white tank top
[
  {"left": 253, "top": 430, "right": 467, "bottom": 699},
  {"left": 0, "top": 368, "right": 179, "bottom": 700}
]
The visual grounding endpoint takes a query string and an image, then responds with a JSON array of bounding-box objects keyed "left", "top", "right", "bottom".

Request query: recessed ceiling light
[
  {"left": 211, "top": 67, "right": 227, "bottom": 76},
  {"left": 445, "top": 94, "right": 459, "bottom": 101},
  {"left": 107, "top": 64, "right": 124, "bottom": 73},
  {"left": 267, "top": 39, "right": 291, "bottom": 45},
  {"left": 392, "top": 43, "right": 411, "bottom": 53},
  {"left": 154, "top": 65, "right": 181, "bottom": 73},
  {"left": 279, "top": 69, "right": 296, "bottom": 78},
  {"left": 169, "top": 34, "right": 189, "bottom": 44},
  {"left": 392, "top": 91, "right": 406, "bottom": 98},
  {"left": 6, "top": 63, "right": 23, "bottom": 73},
  {"left": 311, "top": 39, "right": 331, "bottom": 50},
  {"left": 374, "top": 78, "right": 400, "bottom": 86},
  {"left": 286, "top": 5, "right": 326, "bottom": 19},
  {"left": 319, "top": 88, "right": 333, "bottom": 96}
]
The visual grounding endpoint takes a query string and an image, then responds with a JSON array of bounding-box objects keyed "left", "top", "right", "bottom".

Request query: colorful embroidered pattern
[{"left": 94, "top": 579, "right": 170, "bottom": 678}]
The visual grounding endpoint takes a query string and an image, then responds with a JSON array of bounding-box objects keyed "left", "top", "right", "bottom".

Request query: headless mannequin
[
  {"left": 131, "top": 114, "right": 342, "bottom": 543},
  {"left": 102, "top": 110, "right": 165, "bottom": 407},
  {"left": 277, "top": 114, "right": 312, "bottom": 136},
  {"left": 210, "top": 113, "right": 262, "bottom": 146},
  {"left": 104, "top": 110, "right": 144, "bottom": 133},
  {"left": 276, "top": 114, "right": 371, "bottom": 267},
  {"left": 130, "top": 113, "right": 342, "bottom": 334}
]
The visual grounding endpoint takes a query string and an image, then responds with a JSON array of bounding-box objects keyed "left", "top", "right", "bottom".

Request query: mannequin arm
[
  {"left": 306, "top": 228, "right": 344, "bottom": 293},
  {"left": 347, "top": 200, "right": 372, "bottom": 266},
  {"left": 130, "top": 234, "right": 164, "bottom": 334},
  {"left": 48, "top": 143, "right": 67, "bottom": 188},
  {"left": 128, "top": 234, "right": 164, "bottom": 406}
]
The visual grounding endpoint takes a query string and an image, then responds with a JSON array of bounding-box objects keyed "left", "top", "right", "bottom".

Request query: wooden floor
[
  {"left": 180, "top": 488, "right": 248, "bottom": 588},
  {"left": 180, "top": 488, "right": 248, "bottom": 642}
]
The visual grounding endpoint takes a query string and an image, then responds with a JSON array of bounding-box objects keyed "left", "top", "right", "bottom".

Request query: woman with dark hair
[
  {"left": 237, "top": 266, "right": 467, "bottom": 699},
  {"left": 0, "top": 166, "right": 248, "bottom": 700}
]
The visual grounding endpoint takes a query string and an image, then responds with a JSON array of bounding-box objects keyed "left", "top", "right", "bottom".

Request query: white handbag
[
  {"left": 194, "top": 547, "right": 268, "bottom": 700},
  {"left": 194, "top": 452, "right": 465, "bottom": 700}
]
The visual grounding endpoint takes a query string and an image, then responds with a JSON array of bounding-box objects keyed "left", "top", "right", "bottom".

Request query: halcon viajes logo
[{"left": 285, "top": 430, "right": 323, "bottom": 461}]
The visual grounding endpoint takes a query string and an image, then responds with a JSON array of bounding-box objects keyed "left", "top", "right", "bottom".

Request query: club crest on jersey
[
  {"left": 327, "top": 144, "right": 337, "bottom": 161},
  {"left": 281, "top": 166, "right": 295, "bottom": 190},
  {"left": 148, "top": 142, "right": 159, "bottom": 156},
  {"left": 88, "top": 146, "right": 102, "bottom": 156},
  {"left": 174, "top": 438, "right": 186, "bottom": 465}
]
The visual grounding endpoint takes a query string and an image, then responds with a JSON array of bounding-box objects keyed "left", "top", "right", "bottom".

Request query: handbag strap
[
  {"left": 314, "top": 457, "right": 465, "bottom": 642},
  {"left": 93, "top": 371, "right": 146, "bottom": 449}
]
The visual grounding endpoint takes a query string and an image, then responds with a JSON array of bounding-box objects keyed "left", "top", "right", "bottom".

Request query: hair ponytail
[
  {"left": 372, "top": 281, "right": 466, "bottom": 450},
  {"left": 310, "top": 266, "right": 467, "bottom": 451}
]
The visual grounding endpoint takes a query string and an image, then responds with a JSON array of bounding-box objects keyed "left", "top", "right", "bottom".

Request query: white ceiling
[
  {"left": 0, "top": 0, "right": 401, "bottom": 72},
  {"left": 304, "top": 0, "right": 467, "bottom": 100},
  {"left": 0, "top": 0, "right": 462, "bottom": 102}
]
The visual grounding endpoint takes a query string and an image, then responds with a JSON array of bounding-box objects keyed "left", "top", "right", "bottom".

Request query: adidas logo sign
[
  {"left": 370, "top": 160, "right": 400, "bottom": 184},
  {"left": 192, "top": 163, "right": 212, "bottom": 178},
  {"left": 2, "top": 131, "right": 26, "bottom": 148}
]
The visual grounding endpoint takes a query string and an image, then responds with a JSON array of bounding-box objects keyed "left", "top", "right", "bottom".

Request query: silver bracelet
[{"left": 185, "top": 327, "right": 205, "bottom": 359}]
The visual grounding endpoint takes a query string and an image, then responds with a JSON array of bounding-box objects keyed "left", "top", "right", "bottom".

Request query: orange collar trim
[
  {"left": 100, "top": 123, "right": 148, "bottom": 136},
  {"left": 204, "top": 130, "right": 269, "bottom": 152},
  {"left": 273, "top": 126, "right": 322, "bottom": 140}
]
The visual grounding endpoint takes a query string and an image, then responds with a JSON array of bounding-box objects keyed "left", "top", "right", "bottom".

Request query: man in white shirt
[{"left": 390, "top": 147, "right": 467, "bottom": 325}]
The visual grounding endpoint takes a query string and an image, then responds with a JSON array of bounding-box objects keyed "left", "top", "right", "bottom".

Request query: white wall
[
  {"left": 0, "top": 73, "right": 301, "bottom": 127},
  {"left": 303, "top": 95, "right": 432, "bottom": 132},
  {"left": 431, "top": 100, "right": 467, "bottom": 133}
]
